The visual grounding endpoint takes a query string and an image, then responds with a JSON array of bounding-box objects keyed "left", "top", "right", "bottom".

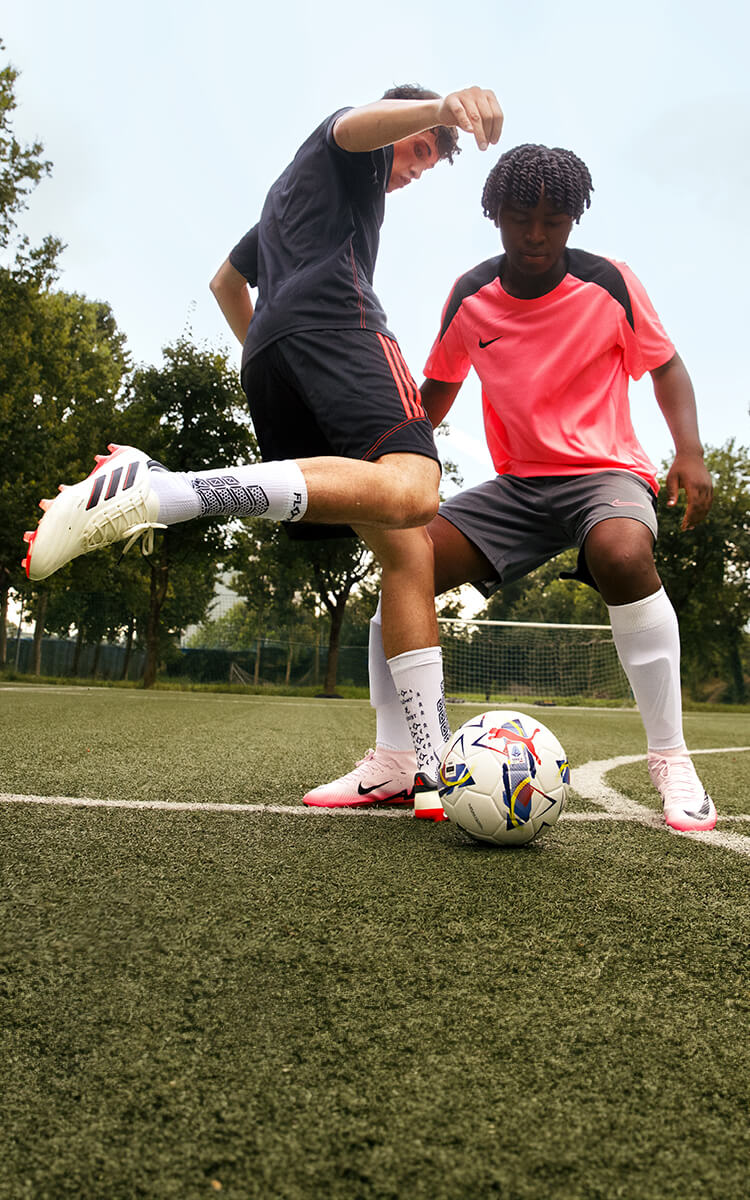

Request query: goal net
[{"left": 437, "top": 617, "right": 631, "bottom": 703}]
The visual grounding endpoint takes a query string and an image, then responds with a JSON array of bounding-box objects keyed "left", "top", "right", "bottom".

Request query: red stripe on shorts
[{"left": 376, "top": 333, "right": 420, "bottom": 418}]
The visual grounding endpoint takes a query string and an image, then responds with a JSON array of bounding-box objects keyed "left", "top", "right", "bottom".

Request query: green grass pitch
[{"left": 1, "top": 686, "right": 748, "bottom": 1199}]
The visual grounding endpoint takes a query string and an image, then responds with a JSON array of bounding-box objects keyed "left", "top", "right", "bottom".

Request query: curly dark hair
[
  {"left": 382, "top": 84, "right": 461, "bottom": 164},
  {"left": 481, "top": 144, "right": 593, "bottom": 224}
]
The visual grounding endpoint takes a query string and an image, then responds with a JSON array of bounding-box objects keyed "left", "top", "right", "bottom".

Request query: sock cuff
[
  {"left": 284, "top": 460, "right": 308, "bottom": 523},
  {"left": 387, "top": 646, "right": 442, "bottom": 676},
  {"left": 607, "top": 587, "right": 675, "bottom": 635}
]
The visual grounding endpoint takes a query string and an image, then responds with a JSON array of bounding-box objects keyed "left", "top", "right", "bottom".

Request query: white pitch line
[
  {"left": 1, "top": 745, "right": 749, "bottom": 853},
  {"left": 571, "top": 746, "right": 750, "bottom": 856}
]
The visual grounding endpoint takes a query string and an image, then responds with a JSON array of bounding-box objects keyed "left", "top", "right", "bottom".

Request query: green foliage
[
  {"left": 119, "top": 338, "right": 258, "bottom": 682},
  {"left": 1, "top": 282, "right": 131, "bottom": 607},
  {"left": 483, "top": 549, "right": 608, "bottom": 624},
  {"left": 228, "top": 521, "right": 378, "bottom": 691},
  {"left": 655, "top": 440, "right": 750, "bottom": 702}
]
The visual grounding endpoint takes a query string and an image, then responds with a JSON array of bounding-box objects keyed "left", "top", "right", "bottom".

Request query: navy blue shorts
[{"left": 241, "top": 329, "right": 439, "bottom": 539}]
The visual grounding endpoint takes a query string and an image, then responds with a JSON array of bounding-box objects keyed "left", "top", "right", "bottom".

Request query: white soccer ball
[{"left": 438, "top": 709, "right": 570, "bottom": 846}]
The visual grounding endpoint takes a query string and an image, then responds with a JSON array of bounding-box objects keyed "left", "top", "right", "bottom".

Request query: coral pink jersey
[{"left": 424, "top": 249, "right": 675, "bottom": 493}]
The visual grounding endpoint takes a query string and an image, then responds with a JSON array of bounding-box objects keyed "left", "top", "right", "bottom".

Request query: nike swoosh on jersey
[
  {"left": 609, "top": 499, "right": 646, "bottom": 508},
  {"left": 357, "top": 779, "right": 393, "bottom": 795},
  {"left": 478, "top": 334, "right": 503, "bottom": 349}
]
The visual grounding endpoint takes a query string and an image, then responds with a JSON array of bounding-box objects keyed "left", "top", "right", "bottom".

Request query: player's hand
[
  {"left": 665, "top": 452, "right": 713, "bottom": 530},
  {"left": 439, "top": 87, "right": 503, "bottom": 151}
]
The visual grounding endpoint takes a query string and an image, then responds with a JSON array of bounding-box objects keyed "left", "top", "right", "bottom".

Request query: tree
[
  {"left": 228, "top": 518, "right": 377, "bottom": 694},
  {"left": 0, "top": 42, "right": 66, "bottom": 662},
  {"left": 1, "top": 285, "right": 131, "bottom": 663},
  {"left": 120, "top": 337, "right": 257, "bottom": 686},
  {"left": 483, "top": 550, "right": 608, "bottom": 624},
  {"left": 655, "top": 440, "right": 750, "bottom": 702}
]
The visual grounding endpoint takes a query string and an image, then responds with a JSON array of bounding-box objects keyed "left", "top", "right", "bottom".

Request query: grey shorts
[{"left": 438, "top": 471, "right": 658, "bottom": 596}]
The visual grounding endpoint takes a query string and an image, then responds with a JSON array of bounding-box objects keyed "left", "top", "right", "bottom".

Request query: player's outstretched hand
[
  {"left": 666, "top": 452, "right": 713, "bottom": 531},
  {"left": 439, "top": 87, "right": 503, "bottom": 151}
]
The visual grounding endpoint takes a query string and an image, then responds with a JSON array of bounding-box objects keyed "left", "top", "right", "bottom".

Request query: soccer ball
[{"left": 438, "top": 710, "right": 570, "bottom": 846}]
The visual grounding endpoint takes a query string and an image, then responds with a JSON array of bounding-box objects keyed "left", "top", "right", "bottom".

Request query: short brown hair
[{"left": 382, "top": 84, "right": 461, "bottom": 164}]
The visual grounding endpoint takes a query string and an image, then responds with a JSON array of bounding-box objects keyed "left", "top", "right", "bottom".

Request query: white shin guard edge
[
  {"left": 607, "top": 588, "right": 685, "bottom": 752},
  {"left": 368, "top": 598, "right": 413, "bottom": 752}
]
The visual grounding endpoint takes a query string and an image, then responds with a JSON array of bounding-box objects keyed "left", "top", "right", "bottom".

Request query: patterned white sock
[
  {"left": 387, "top": 646, "right": 451, "bottom": 778},
  {"left": 149, "top": 460, "right": 308, "bottom": 525},
  {"left": 608, "top": 587, "right": 685, "bottom": 751},
  {"left": 368, "top": 597, "right": 413, "bottom": 752}
]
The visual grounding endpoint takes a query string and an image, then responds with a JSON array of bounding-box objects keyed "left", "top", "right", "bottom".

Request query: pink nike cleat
[
  {"left": 22, "top": 445, "right": 165, "bottom": 581},
  {"left": 647, "top": 750, "right": 717, "bottom": 832},
  {"left": 303, "top": 746, "right": 416, "bottom": 808}
]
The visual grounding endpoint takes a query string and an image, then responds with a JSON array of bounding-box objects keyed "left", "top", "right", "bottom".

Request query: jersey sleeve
[
  {"left": 325, "top": 107, "right": 394, "bottom": 186},
  {"left": 423, "top": 282, "right": 473, "bottom": 383},
  {"left": 229, "top": 225, "right": 260, "bottom": 287},
  {"left": 616, "top": 260, "right": 675, "bottom": 379}
]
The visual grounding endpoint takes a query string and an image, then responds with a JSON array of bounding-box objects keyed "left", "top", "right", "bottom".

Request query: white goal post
[{"left": 437, "top": 616, "right": 631, "bottom": 703}]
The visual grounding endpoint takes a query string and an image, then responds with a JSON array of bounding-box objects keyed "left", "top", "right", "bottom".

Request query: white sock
[
  {"left": 369, "top": 597, "right": 413, "bottom": 752},
  {"left": 608, "top": 587, "right": 685, "bottom": 752},
  {"left": 149, "top": 461, "right": 308, "bottom": 525},
  {"left": 387, "top": 645, "right": 451, "bottom": 778}
]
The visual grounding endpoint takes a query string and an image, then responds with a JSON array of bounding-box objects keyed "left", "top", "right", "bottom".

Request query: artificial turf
[{"left": 1, "top": 688, "right": 748, "bottom": 1199}]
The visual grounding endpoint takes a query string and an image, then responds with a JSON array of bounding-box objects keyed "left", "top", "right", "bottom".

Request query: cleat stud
[
  {"left": 94, "top": 454, "right": 106, "bottom": 465},
  {"left": 58, "top": 483, "right": 68, "bottom": 492},
  {"left": 107, "top": 443, "right": 121, "bottom": 452},
  {"left": 39, "top": 498, "right": 51, "bottom": 511},
  {"left": 23, "top": 531, "right": 33, "bottom": 543}
]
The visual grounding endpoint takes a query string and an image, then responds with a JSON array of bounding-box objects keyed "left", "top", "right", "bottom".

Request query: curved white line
[{"left": 571, "top": 746, "right": 750, "bottom": 856}]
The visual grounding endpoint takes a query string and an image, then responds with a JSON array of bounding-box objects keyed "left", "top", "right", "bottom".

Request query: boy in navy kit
[
  {"left": 304, "top": 143, "right": 716, "bottom": 833},
  {"left": 23, "top": 84, "right": 502, "bottom": 805}
]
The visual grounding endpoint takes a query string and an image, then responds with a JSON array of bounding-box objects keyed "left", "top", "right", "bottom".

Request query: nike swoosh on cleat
[
  {"left": 357, "top": 779, "right": 393, "bottom": 795},
  {"left": 478, "top": 334, "right": 503, "bottom": 349}
]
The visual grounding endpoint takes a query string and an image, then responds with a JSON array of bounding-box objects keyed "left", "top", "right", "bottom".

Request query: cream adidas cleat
[{"left": 23, "top": 445, "right": 166, "bottom": 581}]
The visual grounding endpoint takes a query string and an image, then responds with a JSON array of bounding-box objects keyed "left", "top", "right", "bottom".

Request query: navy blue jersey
[{"left": 230, "top": 109, "right": 395, "bottom": 367}]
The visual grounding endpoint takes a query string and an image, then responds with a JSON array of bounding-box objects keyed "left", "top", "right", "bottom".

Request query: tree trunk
[
  {"left": 33, "top": 592, "right": 48, "bottom": 675},
  {"left": 285, "top": 641, "right": 293, "bottom": 685},
  {"left": 143, "top": 550, "right": 170, "bottom": 689},
  {"left": 323, "top": 599, "right": 348, "bottom": 695},
  {"left": 92, "top": 640, "right": 102, "bottom": 679},
  {"left": 728, "top": 634, "right": 747, "bottom": 704},
  {"left": 121, "top": 615, "right": 135, "bottom": 681},
  {"left": 254, "top": 636, "right": 262, "bottom": 685},
  {"left": 0, "top": 580, "right": 8, "bottom": 666},
  {"left": 72, "top": 626, "right": 84, "bottom": 676}
]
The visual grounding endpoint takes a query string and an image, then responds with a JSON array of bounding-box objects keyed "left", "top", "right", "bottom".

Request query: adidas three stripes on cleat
[{"left": 23, "top": 445, "right": 165, "bottom": 582}]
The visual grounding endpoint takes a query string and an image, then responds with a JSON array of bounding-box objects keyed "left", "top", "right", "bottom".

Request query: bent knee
[{"left": 375, "top": 457, "right": 440, "bottom": 528}]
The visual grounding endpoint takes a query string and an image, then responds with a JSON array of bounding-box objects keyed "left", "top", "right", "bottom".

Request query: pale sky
[{"left": 4, "top": 0, "right": 749, "bottom": 493}]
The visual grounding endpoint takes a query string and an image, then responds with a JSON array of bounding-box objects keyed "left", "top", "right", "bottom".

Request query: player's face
[
  {"left": 387, "top": 132, "right": 439, "bottom": 192},
  {"left": 497, "top": 196, "right": 574, "bottom": 282}
]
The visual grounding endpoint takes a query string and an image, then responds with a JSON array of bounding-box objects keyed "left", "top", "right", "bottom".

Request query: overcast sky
[{"left": 3, "top": 0, "right": 749, "bottom": 494}]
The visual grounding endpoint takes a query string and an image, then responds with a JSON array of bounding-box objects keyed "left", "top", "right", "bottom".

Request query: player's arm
[
  {"left": 420, "top": 379, "right": 462, "bottom": 428},
  {"left": 333, "top": 87, "right": 503, "bottom": 154},
  {"left": 209, "top": 257, "right": 254, "bottom": 346},
  {"left": 650, "top": 352, "right": 713, "bottom": 530}
]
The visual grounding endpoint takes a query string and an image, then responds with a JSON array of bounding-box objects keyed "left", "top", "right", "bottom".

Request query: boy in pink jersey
[{"left": 304, "top": 143, "right": 716, "bottom": 833}]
